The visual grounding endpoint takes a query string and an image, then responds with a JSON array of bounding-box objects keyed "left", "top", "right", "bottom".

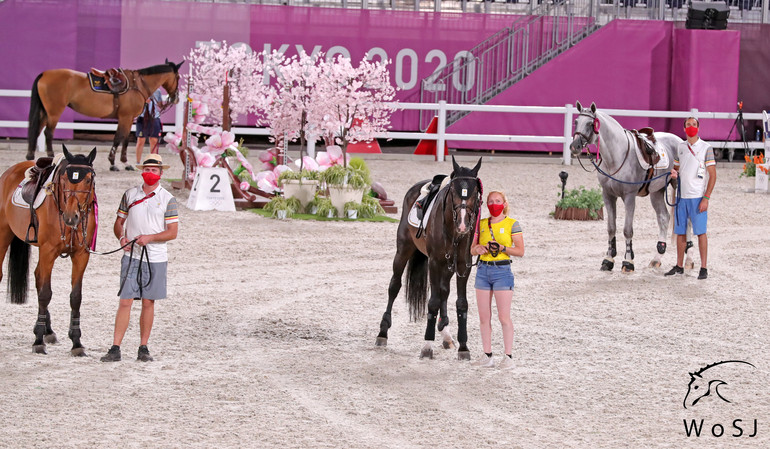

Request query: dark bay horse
[
  {"left": 27, "top": 60, "right": 183, "bottom": 170},
  {"left": 376, "top": 157, "right": 482, "bottom": 360},
  {"left": 0, "top": 146, "right": 97, "bottom": 355},
  {"left": 569, "top": 101, "right": 692, "bottom": 272}
]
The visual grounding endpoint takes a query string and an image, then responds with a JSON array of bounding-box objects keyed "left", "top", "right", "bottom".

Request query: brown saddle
[
  {"left": 21, "top": 157, "right": 56, "bottom": 243},
  {"left": 630, "top": 128, "right": 660, "bottom": 198},
  {"left": 89, "top": 67, "right": 128, "bottom": 94}
]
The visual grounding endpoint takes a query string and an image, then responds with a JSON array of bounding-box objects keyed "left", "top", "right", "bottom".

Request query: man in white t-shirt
[
  {"left": 101, "top": 154, "right": 179, "bottom": 362},
  {"left": 665, "top": 117, "right": 716, "bottom": 280}
]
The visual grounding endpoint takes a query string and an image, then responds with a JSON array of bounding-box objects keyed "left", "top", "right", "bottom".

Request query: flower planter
[
  {"left": 328, "top": 186, "right": 365, "bottom": 217},
  {"left": 282, "top": 180, "right": 319, "bottom": 208},
  {"left": 553, "top": 206, "right": 603, "bottom": 221},
  {"left": 276, "top": 210, "right": 288, "bottom": 220},
  {"left": 347, "top": 209, "right": 358, "bottom": 219}
]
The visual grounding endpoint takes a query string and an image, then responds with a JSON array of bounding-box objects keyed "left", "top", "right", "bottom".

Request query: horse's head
[
  {"left": 445, "top": 156, "right": 483, "bottom": 236},
  {"left": 162, "top": 59, "right": 185, "bottom": 105},
  {"left": 58, "top": 145, "right": 97, "bottom": 227},
  {"left": 570, "top": 101, "right": 600, "bottom": 157},
  {"left": 682, "top": 360, "right": 756, "bottom": 409}
]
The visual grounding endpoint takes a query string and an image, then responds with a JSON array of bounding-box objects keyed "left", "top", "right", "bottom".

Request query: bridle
[
  {"left": 573, "top": 111, "right": 633, "bottom": 177},
  {"left": 159, "top": 71, "right": 180, "bottom": 114},
  {"left": 52, "top": 162, "right": 96, "bottom": 256},
  {"left": 441, "top": 175, "right": 482, "bottom": 278}
]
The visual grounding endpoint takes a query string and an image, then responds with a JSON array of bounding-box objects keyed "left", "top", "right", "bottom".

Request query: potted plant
[
  {"left": 553, "top": 186, "right": 604, "bottom": 220},
  {"left": 322, "top": 157, "right": 371, "bottom": 217},
  {"left": 278, "top": 169, "right": 319, "bottom": 208},
  {"left": 264, "top": 196, "right": 301, "bottom": 220},
  {"left": 344, "top": 201, "right": 359, "bottom": 219},
  {"left": 314, "top": 196, "right": 337, "bottom": 218}
]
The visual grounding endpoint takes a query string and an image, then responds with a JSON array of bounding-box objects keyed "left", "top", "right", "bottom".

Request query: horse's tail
[
  {"left": 405, "top": 251, "right": 429, "bottom": 322},
  {"left": 8, "top": 236, "right": 30, "bottom": 305},
  {"left": 27, "top": 73, "right": 45, "bottom": 156}
]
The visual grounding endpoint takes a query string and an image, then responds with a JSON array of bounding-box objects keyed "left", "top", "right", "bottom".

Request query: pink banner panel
[{"left": 448, "top": 20, "right": 740, "bottom": 152}]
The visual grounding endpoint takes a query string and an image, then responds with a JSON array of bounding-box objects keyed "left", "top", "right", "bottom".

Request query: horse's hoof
[
  {"left": 442, "top": 339, "right": 456, "bottom": 350},
  {"left": 457, "top": 350, "right": 471, "bottom": 361},
  {"left": 44, "top": 332, "right": 58, "bottom": 344},
  {"left": 601, "top": 259, "right": 614, "bottom": 271},
  {"left": 25, "top": 153, "right": 35, "bottom": 161},
  {"left": 375, "top": 337, "right": 388, "bottom": 347},
  {"left": 109, "top": 165, "right": 120, "bottom": 172},
  {"left": 685, "top": 260, "right": 695, "bottom": 270},
  {"left": 649, "top": 260, "right": 661, "bottom": 268},
  {"left": 70, "top": 347, "right": 87, "bottom": 357},
  {"left": 420, "top": 345, "right": 434, "bottom": 360},
  {"left": 621, "top": 261, "right": 635, "bottom": 273},
  {"left": 32, "top": 345, "right": 47, "bottom": 355}
]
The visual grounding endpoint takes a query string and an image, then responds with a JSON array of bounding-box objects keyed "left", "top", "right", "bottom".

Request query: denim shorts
[{"left": 474, "top": 262, "right": 514, "bottom": 291}]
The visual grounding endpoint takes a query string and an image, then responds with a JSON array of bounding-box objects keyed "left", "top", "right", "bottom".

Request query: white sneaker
[
  {"left": 470, "top": 354, "right": 495, "bottom": 368},
  {"left": 498, "top": 355, "right": 515, "bottom": 370}
]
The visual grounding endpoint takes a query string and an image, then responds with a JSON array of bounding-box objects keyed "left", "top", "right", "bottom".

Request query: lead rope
[{"left": 117, "top": 242, "right": 153, "bottom": 298}]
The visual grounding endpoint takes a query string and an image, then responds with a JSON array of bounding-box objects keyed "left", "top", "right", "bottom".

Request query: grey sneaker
[
  {"left": 137, "top": 345, "right": 153, "bottom": 362},
  {"left": 470, "top": 354, "right": 495, "bottom": 368},
  {"left": 498, "top": 355, "right": 515, "bottom": 370},
  {"left": 100, "top": 345, "right": 121, "bottom": 362}
]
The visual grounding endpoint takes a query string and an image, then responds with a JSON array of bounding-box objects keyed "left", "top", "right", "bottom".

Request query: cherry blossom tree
[
  {"left": 309, "top": 55, "right": 397, "bottom": 166},
  {"left": 185, "top": 40, "right": 266, "bottom": 128}
]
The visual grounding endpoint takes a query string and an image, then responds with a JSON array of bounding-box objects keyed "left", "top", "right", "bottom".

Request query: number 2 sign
[{"left": 186, "top": 167, "right": 236, "bottom": 211}]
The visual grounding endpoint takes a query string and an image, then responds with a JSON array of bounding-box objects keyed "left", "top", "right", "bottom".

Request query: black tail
[
  {"left": 405, "top": 251, "right": 429, "bottom": 322},
  {"left": 27, "top": 73, "right": 45, "bottom": 159},
  {"left": 8, "top": 236, "right": 30, "bottom": 305}
]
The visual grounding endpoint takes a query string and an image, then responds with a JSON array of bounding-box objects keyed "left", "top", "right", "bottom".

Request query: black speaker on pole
[{"left": 686, "top": 1, "right": 730, "bottom": 30}]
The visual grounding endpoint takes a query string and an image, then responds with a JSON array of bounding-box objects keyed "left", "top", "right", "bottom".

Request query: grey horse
[{"left": 569, "top": 101, "right": 693, "bottom": 272}]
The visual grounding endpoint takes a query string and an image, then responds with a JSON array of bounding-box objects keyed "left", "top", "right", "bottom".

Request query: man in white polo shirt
[
  {"left": 101, "top": 154, "right": 179, "bottom": 362},
  {"left": 665, "top": 117, "right": 716, "bottom": 280}
]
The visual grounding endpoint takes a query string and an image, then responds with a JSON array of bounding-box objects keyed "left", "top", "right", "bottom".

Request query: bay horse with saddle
[
  {"left": 376, "top": 157, "right": 482, "bottom": 360},
  {"left": 0, "top": 146, "right": 97, "bottom": 355},
  {"left": 27, "top": 60, "right": 183, "bottom": 170}
]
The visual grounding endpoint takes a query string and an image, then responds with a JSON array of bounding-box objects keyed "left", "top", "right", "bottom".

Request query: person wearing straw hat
[{"left": 101, "top": 154, "right": 178, "bottom": 362}]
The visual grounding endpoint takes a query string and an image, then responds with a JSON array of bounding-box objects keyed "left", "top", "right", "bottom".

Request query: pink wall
[{"left": 448, "top": 20, "right": 740, "bottom": 151}]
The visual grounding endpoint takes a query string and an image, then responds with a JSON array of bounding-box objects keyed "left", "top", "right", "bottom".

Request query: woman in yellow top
[{"left": 469, "top": 191, "right": 524, "bottom": 369}]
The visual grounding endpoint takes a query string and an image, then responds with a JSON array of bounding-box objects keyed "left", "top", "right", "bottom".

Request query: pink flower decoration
[
  {"left": 295, "top": 156, "right": 319, "bottom": 171},
  {"left": 273, "top": 165, "right": 291, "bottom": 177},
  {"left": 316, "top": 151, "right": 332, "bottom": 168},
  {"left": 240, "top": 181, "right": 251, "bottom": 191},
  {"left": 205, "top": 130, "right": 235, "bottom": 156},
  {"left": 326, "top": 145, "right": 343, "bottom": 163},
  {"left": 163, "top": 132, "right": 182, "bottom": 154}
]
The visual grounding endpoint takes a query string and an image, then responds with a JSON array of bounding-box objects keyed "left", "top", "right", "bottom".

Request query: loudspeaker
[{"left": 686, "top": 1, "right": 730, "bottom": 30}]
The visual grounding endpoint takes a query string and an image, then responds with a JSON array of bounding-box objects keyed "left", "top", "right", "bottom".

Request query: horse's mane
[{"left": 137, "top": 63, "right": 177, "bottom": 75}]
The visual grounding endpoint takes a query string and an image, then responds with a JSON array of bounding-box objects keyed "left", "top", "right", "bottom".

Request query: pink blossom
[
  {"left": 272, "top": 164, "right": 291, "bottom": 177},
  {"left": 204, "top": 130, "right": 236, "bottom": 156},
  {"left": 240, "top": 181, "right": 251, "bottom": 191},
  {"left": 295, "top": 156, "right": 318, "bottom": 171},
  {"left": 256, "top": 170, "right": 280, "bottom": 193},
  {"left": 163, "top": 132, "right": 182, "bottom": 154}
]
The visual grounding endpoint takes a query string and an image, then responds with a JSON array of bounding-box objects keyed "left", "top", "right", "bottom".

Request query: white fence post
[
  {"left": 437, "top": 100, "right": 447, "bottom": 162},
  {"left": 563, "top": 103, "right": 573, "bottom": 165},
  {"left": 175, "top": 100, "right": 184, "bottom": 136}
]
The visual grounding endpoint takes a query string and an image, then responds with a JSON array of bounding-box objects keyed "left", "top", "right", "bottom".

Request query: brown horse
[
  {"left": 0, "top": 145, "right": 97, "bottom": 355},
  {"left": 27, "top": 60, "right": 183, "bottom": 170}
]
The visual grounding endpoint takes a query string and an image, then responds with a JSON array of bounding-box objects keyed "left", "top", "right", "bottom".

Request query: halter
[
  {"left": 441, "top": 175, "right": 482, "bottom": 278},
  {"left": 573, "top": 111, "right": 602, "bottom": 164},
  {"left": 52, "top": 162, "right": 96, "bottom": 256}
]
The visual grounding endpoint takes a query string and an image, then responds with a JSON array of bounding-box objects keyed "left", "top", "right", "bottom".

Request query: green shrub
[{"left": 556, "top": 186, "right": 604, "bottom": 219}]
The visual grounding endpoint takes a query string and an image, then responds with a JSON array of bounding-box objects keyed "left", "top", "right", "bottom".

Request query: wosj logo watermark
[{"left": 682, "top": 360, "right": 758, "bottom": 438}]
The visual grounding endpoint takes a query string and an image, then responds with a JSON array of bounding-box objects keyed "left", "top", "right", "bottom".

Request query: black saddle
[{"left": 21, "top": 157, "right": 56, "bottom": 243}]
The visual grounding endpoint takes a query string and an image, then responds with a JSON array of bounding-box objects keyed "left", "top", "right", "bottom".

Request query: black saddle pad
[{"left": 87, "top": 73, "right": 112, "bottom": 93}]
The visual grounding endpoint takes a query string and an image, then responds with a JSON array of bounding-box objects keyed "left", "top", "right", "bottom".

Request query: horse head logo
[{"left": 683, "top": 360, "right": 755, "bottom": 409}]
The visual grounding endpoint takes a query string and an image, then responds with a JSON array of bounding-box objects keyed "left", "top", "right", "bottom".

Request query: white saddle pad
[
  {"left": 11, "top": 164, "right": 57, "bottom": 210},
  {"left": 635, "top": 140, "right": 669, "bottom": 170},
  {"left": 407, "top": 188, "right": 438, "bottom": 228}
]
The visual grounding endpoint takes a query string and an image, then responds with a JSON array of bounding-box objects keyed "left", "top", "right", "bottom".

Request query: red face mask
[
  {"left": 488, "top": 203, "right": 505, "bottom": 217},
  {"left": 685, "top": 126, "right": 699, "bottom": 138},
  {"left": 142, "top": 172, "right": 161, "bottom": 186}
]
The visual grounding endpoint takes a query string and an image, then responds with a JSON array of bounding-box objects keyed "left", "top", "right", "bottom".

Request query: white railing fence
[{"left": 1, "top": 90, "right": 763, "bottom": 164}]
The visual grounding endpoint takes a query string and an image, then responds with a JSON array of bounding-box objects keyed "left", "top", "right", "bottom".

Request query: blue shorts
[
  {"left": 474, "top": 262, "right": 514, "bottom": 291},
  {"left": 674, "top": 197, "right": 708, "bottom": 235},
  {"left": 136, "top": 117, "right": 162, "bottom": 138}
]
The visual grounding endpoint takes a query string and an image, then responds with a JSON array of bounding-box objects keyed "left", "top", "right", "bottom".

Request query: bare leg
[
  {"left": 494, "top": 290, "right": 514, "bottom": 355},
  {"left": 475, "top": 289, "right": 493, "bottom": 353},
  {"left": 111, "top": 298, "right": 133, "bottom": 346},
  {"left": 149, "top": 137, "right": 159, "bottom": 155},
  {"left": 675, "top": 234, "right": 686, "bottom": 267},
  {"left": 139, "top": 298, "right": 155, "bottom": 346},
  {"left": 135, "top": 137, "right": 146, "bottom": 165},
  {"left": 697, "top": 233, "right": 707, "bottom": 269}
]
